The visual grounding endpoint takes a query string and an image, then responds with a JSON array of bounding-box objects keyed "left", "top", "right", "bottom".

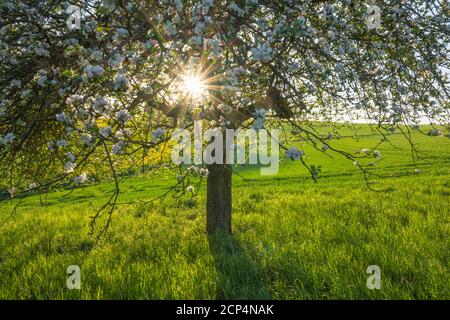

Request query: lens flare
[{"left": 180, "top": 74, "right": 206, "bottom": 98}]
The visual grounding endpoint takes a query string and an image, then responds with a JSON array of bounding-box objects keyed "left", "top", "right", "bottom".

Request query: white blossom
[
  {"left": 67, "top": 94, "right": 84, "bottom": 105},
  {"left": 115, "top": 109, "right": 132, "bottom": 124},
  {"left": 373, "top": 150, "right": 382, "bottom": 158},
  {"left": 37, "top": 75, "right": 47, "bottom": 87},
  {"left": 335, "top": 62, "right": 344, "bottom": 72},
  {"left": 199, "top": 168, "right": 209, "bottom": 177},
  {"left": 56, "top": 112, "right": 70, "bottom": 123},
  {"left": 2, "top": 132, "right": 15, "bottom": 144},
  {"left": 80, "top": 134, "right": 93, "bottom": 146},
  {"left": 93, "top": 96, "right": 109, "bottom": 113},
  {"left": 36, "top": 47, "right": 50, "bottom": 57},
  {"left": 189, "top": 35, "right": 203, "bottom": 46},
  {"left": 66, "top": 151, "right": 76, "bottom": 162},
  {"left": 113, "top": 74, "right": 128, "bottom": 90},
  {"left": 230, "top": 3, "right": 245, "bottom": 16},
  {"left": 111, "top": 141, "right": 124, "bottom": 155},
  {"left": 115, "top": 128, "right": 132, "bottom": 139},
  {"left": 64, "top": 161, "right": 76, "bottom": 173},
  {"left": 152, "top": 128, "right": 165, "bottom": 143},
  {"left": 83, "top": 64, "right": 103, "bottom": 78},
  {"left": 194, "top": 22, "right": 204, "bottom": 36},
  {"left": 56, "top": 139, "right": 68, "bottom": 147},
  {"left": 109, "top": 53, "right": 124, "bottom": 68},
  {"left": 428, "top": 129, "right": 441, "bottom": 136},
  {"left": 285, "top": 147, "right": 304, "bottom": 160},
  {"left": 7, "top": 187, "right": 16, "bottom": 198},
  {"left": 99, "top": 126, "right": 112, "bottom": 138},
  {"left": 74, "top": 172, "right": 87, "bottom": 184},
  {"left": 29, "top": 182, "right": 38, "bottom": 189},
  {"left": 187, "top": 166, "right": 208, "bottom": 177},
  {"left": 251, "top": 44, "right": 273, "bottom": 62},
  {"left": 207, "top": 37, "right": 222, "bottom": 57},
  {"left": 113, "top": 28, "right": 129, "bottom": 41}
]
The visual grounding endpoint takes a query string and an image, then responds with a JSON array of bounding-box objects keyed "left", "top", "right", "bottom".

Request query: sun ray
[
  {"left": 168, "top": 58, "right": 232, "bottom": 107},
  {"left": 180, "top": 74, "right": 206, "bottom": 98}
]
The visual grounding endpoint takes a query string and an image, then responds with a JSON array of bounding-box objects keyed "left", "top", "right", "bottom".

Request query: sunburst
[
  {"left": 173, "top": 58, "right": 226, "bottom": 105},
  {"left": 180, "top": 74, "right": 206, "bottom": 98}
]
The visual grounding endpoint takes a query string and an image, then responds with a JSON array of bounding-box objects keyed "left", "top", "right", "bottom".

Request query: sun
[
  {"left": 170, "top": 60, "right": 224, "bottom": 104},
  {"left": 180, "top": 74, "right": 206, "bottom": 98}
]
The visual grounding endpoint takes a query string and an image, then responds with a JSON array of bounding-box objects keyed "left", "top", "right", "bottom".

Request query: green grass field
[{"left": 0, "top": 124, "right": 449, "bottom": 299}]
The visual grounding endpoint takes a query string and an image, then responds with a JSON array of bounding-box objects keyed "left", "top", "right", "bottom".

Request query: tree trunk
[{"left": 206, "top": 164, "right": 232, "bottom": 234}]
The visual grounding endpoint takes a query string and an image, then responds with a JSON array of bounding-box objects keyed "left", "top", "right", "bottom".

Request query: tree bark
[{"left": 206, "top": 164, "right": 232, "bottom": 234}]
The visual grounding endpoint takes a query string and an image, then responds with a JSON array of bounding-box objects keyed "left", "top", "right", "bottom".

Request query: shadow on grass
[{"left": 208, "top": 232, "right": 271, "bottom": 299}]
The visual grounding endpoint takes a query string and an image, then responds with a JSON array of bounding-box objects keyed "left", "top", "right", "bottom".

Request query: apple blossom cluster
[
  {"left": 73, "top": 172, "right": 88, "bottom": 184},
  {"left": 428, "top": 129, "right": 442, "bottom": 137},
  {"left": 0, "top": 133, "right": 15, "bottom": 145},
  {"left": 152, "top": 128, "right": 165, "bottom": 143},
  {"left": 187, "top": 166, "right": 209, "bottom": 178},
  {"left": 174, "top": 165, "right": 209, "bottom": 196},
  {"left": 251, "top": 44, "right": 274, "bottom": 62},
  {"left": 285, "top": 147, "right": 304, "bottom": 161},
  {"left": 356, "top": 149, "right": 382, "bottom": 159}
]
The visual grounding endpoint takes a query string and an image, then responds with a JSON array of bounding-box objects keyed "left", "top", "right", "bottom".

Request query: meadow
[{"left": 0, "top": 124, "right": 449, "bottom": 299}]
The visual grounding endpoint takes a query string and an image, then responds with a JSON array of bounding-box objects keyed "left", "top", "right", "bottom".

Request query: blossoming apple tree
[{"left": 0, "top": 0, "right": 448, "bottom": 236}]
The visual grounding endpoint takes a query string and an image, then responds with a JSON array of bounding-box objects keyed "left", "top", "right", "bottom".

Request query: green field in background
[{"left": 0, "top": 124, "right": 449, "bottom": 299}]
